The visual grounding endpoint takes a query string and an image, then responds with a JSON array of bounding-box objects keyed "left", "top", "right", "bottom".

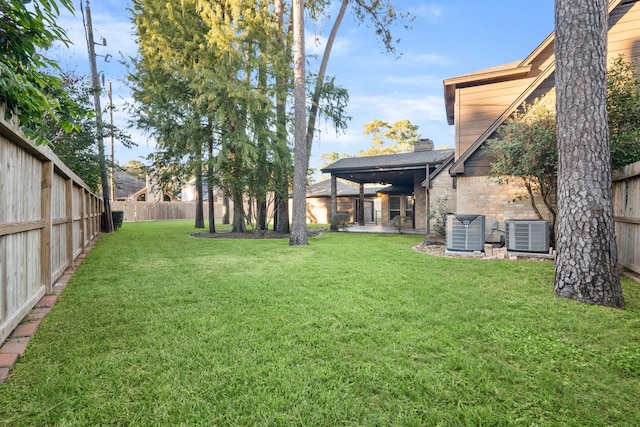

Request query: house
[
  {"left": 304, "top": 180, "right": 384, "bottom": 224},
  {"left": 441, "top": 0, "right": 640, "bottom": 241},
  {"left": 112, "top": 171, "right": 178, "bottom": 202},
  {"left": 322, "top": 139, "right": 455, "bottom": 231}
]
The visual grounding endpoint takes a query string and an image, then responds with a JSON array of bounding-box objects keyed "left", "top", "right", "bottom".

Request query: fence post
[
  {"left": 65, "top": 179, "right": 74, "bottom": 270},
  {"left": 40, "top": 161, "right": 53, "bottom": 294}
]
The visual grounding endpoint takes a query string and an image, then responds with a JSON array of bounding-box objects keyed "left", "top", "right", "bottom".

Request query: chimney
[{"left": 414, "top": 138, "right": 434, "bottom": 152}]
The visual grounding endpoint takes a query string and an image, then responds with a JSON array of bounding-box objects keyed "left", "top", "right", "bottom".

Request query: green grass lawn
[{"left": 1, "top": 220, "right": 639, "bottom": 426}]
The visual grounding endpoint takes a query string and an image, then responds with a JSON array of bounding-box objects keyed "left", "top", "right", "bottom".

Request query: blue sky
[{"left": 51, "top": 1, "right": 554, "bottom": 173}]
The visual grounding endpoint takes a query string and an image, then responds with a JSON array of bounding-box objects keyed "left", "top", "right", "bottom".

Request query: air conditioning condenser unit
[
  {"left": 446, "top": 214, "right": 485, "bottom": 252},
  {"left": 505, "top": 220, "right": 549, "bottom": 253}
]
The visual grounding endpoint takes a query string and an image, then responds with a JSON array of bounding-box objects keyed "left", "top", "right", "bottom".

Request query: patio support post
[
  {"left": 358, "top": 183, "right": 365, "bottom": 225},
  {"left": 425, "top": 166, "right": 430, "bottom": 235},
  {"left": 330, "top": 175, "right": 338, "bottom": 230}
]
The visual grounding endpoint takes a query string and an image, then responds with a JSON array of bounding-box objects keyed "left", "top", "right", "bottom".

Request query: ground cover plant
[{"left": 0, "top": 221, "right": 638, "bottom": 426}]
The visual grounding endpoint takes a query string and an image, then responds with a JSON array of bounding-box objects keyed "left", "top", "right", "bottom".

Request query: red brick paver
[
  {"left": 0, "top": 338, "right": 30, "bottom": 356},
  {"left": 0, "top": 352, "right": 18, "bottom": 368},
  {"left": 35, "top": 295, "right": 57, "bottom": 308},
  {"left": 11, "top": 321, "right": 41, "bottom": 338}
]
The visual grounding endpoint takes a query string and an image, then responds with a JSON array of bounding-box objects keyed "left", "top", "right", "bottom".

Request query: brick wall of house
[
  {"left": 427, "top": 172, "right": 457, "bottom": 235},
  {"left": 414, "top": 175, "right": 426, "bottom": 229},
  {"left": 455, "top": 175, "right": 552, "bottom": 241}
]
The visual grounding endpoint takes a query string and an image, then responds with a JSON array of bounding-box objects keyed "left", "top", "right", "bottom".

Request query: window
[{"left": 389, "top": 196, "right": 401, "bottom": 220}]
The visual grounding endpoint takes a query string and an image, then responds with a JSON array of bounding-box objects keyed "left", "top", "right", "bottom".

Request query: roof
[
  {"left": 307, "top": 180, "right": 384, "bottom": 198},
  {"left": 444, "top": 0, "right": 626, "bottom": 175},
  {"left": 321, "top": 149, "right": 455, "bottom": 186},
  {"left": 113, "top": 171, "right": 145, "bottom": 199}
]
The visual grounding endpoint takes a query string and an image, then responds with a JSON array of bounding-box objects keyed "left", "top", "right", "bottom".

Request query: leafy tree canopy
[
  {"left": 0, "top": 0, "right": 83, "bottom": 144},
  {"left": 360, "top": 119, "right": 419, "bottom": 156}
]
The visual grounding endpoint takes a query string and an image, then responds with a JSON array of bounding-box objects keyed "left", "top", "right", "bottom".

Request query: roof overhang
[{"left": 328, "top": 166, "right": 427, "bottom": 187}]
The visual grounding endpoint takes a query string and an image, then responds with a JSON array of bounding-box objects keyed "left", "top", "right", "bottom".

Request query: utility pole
[
  {"left": 84, "top": 0, "right": 113, "bottom": 232},
  {"left": 108, "top": 81, "right": 115, "bottom": 202}
]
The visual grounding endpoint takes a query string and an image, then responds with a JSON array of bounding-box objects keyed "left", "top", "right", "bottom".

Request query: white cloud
[{"left": 409, "top": 4, "right": 445, "bottom": 21}]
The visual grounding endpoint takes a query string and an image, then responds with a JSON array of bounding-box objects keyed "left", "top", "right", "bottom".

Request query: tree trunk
[
  {"left": 208, "top": 186, "right": 215, "bottom": 233},
  {"left": 194, "top": 161, "right": 205, "bottom": 229},
  {"left": 275, "top": 178, "right": 290, "bottom": 233},
  {"left": 273, "top": 0, "right": 290, "bottom": 235},
  {"left": 232, "top": 189, "right": 246, "bottom": 233},
  {"left": 554, "top": 0, "right": 624, "bottom": 307},
  {"left": 207, "top": 138, "right": 216, "bottom": 234},
  {"left": 305, "top": 0, "right": 349, "bottom": 164},
  {"left": 289, "top": 0, "right": 308, "bottom": 245},
  {"left": 222, "top": 195, "right": 230, "bottom": 224}
]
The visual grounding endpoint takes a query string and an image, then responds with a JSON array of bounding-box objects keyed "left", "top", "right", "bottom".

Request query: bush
[
  {"left": 392, "top": 215, "right": 406, "bottom": 233},
  {"left": 331, "top": 213, "right": 351, "bottom": 231},
  {"left": 102, "top": 210, "right": 124, "bottom": 231}
]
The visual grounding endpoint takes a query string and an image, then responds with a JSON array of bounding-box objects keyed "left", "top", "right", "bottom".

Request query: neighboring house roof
[
  {"left": 321, "top": 149, "right": 455, "bottom": 185},
  {"left": 444, "top": 0, "right": 626, "bottom": 176},
  {"left": 307, "top": 180, "right": 384, "bottom": 198},
  {"left": 113, "top": 171, "right": 145, "bottom": 199}
]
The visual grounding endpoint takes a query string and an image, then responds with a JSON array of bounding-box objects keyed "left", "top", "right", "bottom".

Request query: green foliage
[
  {"left": 121, "top": 160, "right": 148, "bottom": 182},
  {"left": 427, "top": 196, "right": 450, "bottom": 237},
  {"left": 391, "top": 214, "right": 406, "bottom": 233},
  {"left": 40, "top": 72, "right": 134, "bottom": 192},
  {"left": 607, "top": 56, "right": 640, "bottom": 169},
  {"left": 0, "top": 221, "right": 638, "bottom": 425},
  {"left": 0, "top": 0, "right": 82, "bottom": 144},
  {"left": 361, "top": 118, "right": 420, "bottom": 155},
  {"left": 112, "top": 211, "right": 124, "bottom": 230},
  {"left": 330, "top": 212, "right": 351, "bottom": 231},
  {"left": 486, "top": 93, "right": 557, "bottom": 231}
]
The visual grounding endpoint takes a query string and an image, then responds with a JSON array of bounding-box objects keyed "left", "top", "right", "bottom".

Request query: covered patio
[{"left": 321, "top": 140, "right": 454, "bottom": 231}]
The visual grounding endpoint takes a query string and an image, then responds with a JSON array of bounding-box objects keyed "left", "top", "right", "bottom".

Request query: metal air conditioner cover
[
  {"left": 446, "top": 214, "right": 485, "bottom": 252},
  {"left": 505, "top": 220, "right": 549, "bottom": 253}
]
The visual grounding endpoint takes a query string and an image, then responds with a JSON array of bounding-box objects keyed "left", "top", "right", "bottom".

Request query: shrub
[{"left": 331, "top": 213, "right": 351, "bottom": 231}]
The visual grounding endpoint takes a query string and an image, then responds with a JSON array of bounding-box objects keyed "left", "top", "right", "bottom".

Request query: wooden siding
[
  {"left": 456, "top": 78, "right": 533, "bottom": 158},
  {"left": 0, "top": 106, "right": 101, "bottom": 345}
]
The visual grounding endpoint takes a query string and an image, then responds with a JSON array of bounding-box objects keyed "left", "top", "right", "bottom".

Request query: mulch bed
[{"left": 191, "top": 229, "right": 327, "bottom": 239}]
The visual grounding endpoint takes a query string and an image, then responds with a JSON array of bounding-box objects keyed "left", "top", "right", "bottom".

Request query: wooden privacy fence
[
  {"left": 111, "top": 201, "right": 222, "bottom": 222},
  {"left": 613, "top": 160, "right": 640, "bottom": 275},
  {"left": 111, "top": 201, "right": 228, "bottom": 222},
  {"left": 0, "top": 108, "right": 102, "bottom": 344}
]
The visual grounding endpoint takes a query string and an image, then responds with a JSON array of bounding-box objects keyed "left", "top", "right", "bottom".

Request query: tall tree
[
  {"left": 554, "top": 0, "right": 624, "bottom": 307},
  {"left": 360, "top": 119, "right": 420, "bottom": 155},
  {"left": 289, "top": 0, "right": 308, "bottom": 245},
  {"left": 0, "top": 0, "right": 81, "bottom": 144}
]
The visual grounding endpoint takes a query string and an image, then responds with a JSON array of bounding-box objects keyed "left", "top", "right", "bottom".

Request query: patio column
[
  {"left": 330, "top": 175, "right": 338, "bottom": 230},
  {"left": 358, "top": 183, "right": 365, "bottom": 225}
]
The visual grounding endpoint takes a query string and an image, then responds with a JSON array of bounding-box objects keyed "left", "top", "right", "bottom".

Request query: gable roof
[
  {"left": 113, "top": 171, "right": 145, "bottom": 199},
  {"left": 445, "top": 0, "right": 626, "bottom": 175}
]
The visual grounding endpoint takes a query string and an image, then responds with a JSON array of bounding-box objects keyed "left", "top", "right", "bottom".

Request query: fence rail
[
  {"left": 0, "top": 107, "right": 102, "bottom": 344},
  {"left": 613, "top": 160, "right": 640, "bottom": 275}
]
